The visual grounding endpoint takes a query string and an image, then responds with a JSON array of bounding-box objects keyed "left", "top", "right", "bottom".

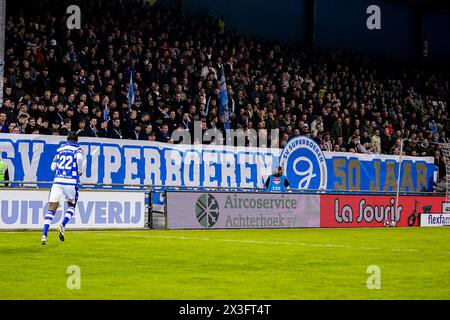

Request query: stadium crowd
[{"left": 0, "top": 0, "right": 448, "bottom": 181}]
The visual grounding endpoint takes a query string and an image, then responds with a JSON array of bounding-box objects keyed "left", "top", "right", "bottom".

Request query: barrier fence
[
  {"left": 3, "top": 180, "right": 444, "bottom": 194},
  {"left": 0, "top": 134, "right": 438, "bottom": 193},
  {"left": 1, "top": 134, "right": 446, "bottom": 229},
  {"left": 0, "top": 181, "right": 447, "bottom": 230}
]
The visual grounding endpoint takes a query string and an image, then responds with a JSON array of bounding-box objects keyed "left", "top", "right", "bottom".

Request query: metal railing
[
  {"left": 1, "top": 180, "right": 444, "bottom": 196},
  {"left": 1, "top": 180, "right": 446, "bottom": 229}
]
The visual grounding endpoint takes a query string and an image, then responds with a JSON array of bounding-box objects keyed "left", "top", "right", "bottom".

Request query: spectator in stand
[
  {"left": 0, "top": 0, "right": 447, "bottom": 181},
  {"left": 98, "top": 120, "right": 109, "bottom": 138},
  {"left": 371, "top": 129, "right": 382, "bottom": 154},
  {"left": 109, "top": 118, "right": 123, "bottom": 139},
  {"left": 158, "top": 123, "right": 172, "bottom": 143},
  {"left": 0, "top": 112, "right": 9, "bottom": 133},
  {"left": 84, "top": 118, "right": 98, "bottom": 137},
  {"left": 59, "top": 118, "right": 72, "bottom": 136}
]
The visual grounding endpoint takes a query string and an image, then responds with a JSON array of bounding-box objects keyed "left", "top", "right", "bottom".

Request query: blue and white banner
[
  {"left": 0, "top": 133, "right": 436, "bottom": 193},
  {"left": 0, "top": 189, "right": 145, "bottom": 229},
  {"left": 0, "top": 134, "right": 276, "bottom": 189},
  {"left": 280, "top": 136, "right": 436, "bottom": 192}
]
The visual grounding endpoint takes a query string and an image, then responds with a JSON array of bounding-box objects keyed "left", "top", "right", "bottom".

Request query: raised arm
[
  {"left": 50, "top": 154, "right": 59, "bottom": 171},
  {"left": 76, "top": 149, "right": 85, "bottom": 176}
]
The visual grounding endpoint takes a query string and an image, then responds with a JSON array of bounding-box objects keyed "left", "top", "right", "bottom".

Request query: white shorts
[{"left": 48, "top": 184, "right": 79, "bottom": 203}]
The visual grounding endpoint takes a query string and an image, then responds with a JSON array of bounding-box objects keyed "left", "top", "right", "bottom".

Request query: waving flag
[
  {"left": 103, "top": 100, "right": 109, "bottom": 122},
  {"left": 103, "top": 105, "right": 109, "bottom": 121},
  {"left": 128, "top": 75, "right": 135, "bottom": 106},
  {"left": 219, "top": 70, "right": 230, "bottom": 129}
]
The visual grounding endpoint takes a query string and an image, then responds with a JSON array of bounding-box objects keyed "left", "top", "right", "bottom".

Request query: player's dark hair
[{"left": 67, "top": 131, "right": 78, "bottom": 142}]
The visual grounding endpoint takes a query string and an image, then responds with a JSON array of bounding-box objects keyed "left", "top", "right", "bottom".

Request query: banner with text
[
  {"left": 166, "top": 191, "right": 321, "bottom": 229},
  {"left": 320, "top": 194, "right": 446, "bottom": 227},
  {"left": 280, "top": 136, "right": 436, "bottom": 192},
  {"left": 0, "top": 190, "right": 145, "bottom": 229},
  {"left": 0, "top": 134, "right": 276, "bottom": 189},
  {"left": 0, "top": 134, "right": 436, "bottom": 192},
  {"left": 420, "top": 213, "right": 450, "bottom": 227}
]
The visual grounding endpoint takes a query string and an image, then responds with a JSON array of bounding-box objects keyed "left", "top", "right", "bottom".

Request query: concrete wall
[
  {"left": 422, "top": 10, "right": 450, "bottom": 62},
  {"left": 314, "top": 0, "right": 417, "bottom": 61},
  {"left": 183, "top": 0, "right": 310, "bottom": 43},
  {"left": 180, "top": 0, "right": 447, "bottom": 63}
]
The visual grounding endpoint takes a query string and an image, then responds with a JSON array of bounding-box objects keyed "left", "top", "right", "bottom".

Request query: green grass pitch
[{"left": 0, "top": 228, "right": 449, "bottom": 299}]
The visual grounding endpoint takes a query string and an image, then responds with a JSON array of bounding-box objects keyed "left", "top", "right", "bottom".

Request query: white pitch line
[
  {"left": 93, "top": 232, "right": 350, "bottom": 248},
  {"left": 86, "top": 232, "right": 426, "bottom": 252},
  {"left": 389, "top": 248, "right": 419, "bottom": 252}
]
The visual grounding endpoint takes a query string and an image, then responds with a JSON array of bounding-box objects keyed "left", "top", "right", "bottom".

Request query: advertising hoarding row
[
  {"left": 166, "top": 192, "right": 320, "bottom": 229},
  {"left": 0, "top": 189, "right": 446, "bottom": 230},
  {"left": 420, "top": 214, "right": 450, "bottom": 227},
  {"left": 320, "top": 194, "right": 446, "bottom": 228},
  {"left": 0, "top": 190, "right": 145, "bottom": 229},
  {"left": 165, "top": 191, "right": 447, "bottom": 230},
  {"left": 0, "top": 134, "right": 443, "bottom": 230}
]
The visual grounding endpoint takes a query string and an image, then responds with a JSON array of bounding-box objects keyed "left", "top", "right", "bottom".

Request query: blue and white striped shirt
[{"left": 51, "top": 142, "right": 85, "bottom": 186}]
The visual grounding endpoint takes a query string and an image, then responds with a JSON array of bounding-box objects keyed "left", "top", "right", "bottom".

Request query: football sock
[
  {"left": 62, "top": 206, "right": 75, "bottom": 227},
  {"left": 43, "top": 210, "right": 55, "bottom": 236}
]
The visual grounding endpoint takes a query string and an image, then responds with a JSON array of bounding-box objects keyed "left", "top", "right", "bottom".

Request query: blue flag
[
  {"left": 128, "top": 75, "right": 135, "bottom": 106},
  {"left": 219, "top": 70, "right": 230, "bottom": 129},
  {"left": 103, "top": 104, "right": 109, "bottom": 121}
]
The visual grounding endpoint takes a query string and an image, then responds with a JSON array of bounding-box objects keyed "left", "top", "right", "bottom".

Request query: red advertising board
[{"left": 320, "top": 194, "right": 446, "bottom": 227}]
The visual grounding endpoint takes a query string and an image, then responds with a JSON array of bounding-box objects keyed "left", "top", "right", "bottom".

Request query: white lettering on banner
[
  {"left": 334, "top": 198, "right": 401, "bottom": 223},
  {"left": 221, "top": 152, "right": 236, "bottom": 187},
  {"left": 203, "top": 151, "right": 219, "bottom": 187},
  {"left": 335, "top": 199, "right": 353, "bottom": 223},
  {"left": 143, "top": 148, "right": 162, "bottom": 186},
  {"left": 0, "top": 140, "right": 15, "bottom": 181},
  {"left": 165, "top": 149, "right": 183, "bottom": 186},
  {"left": 0, "top": 134, "right": 436, "bottom": 191},
  {"left": 80, "top": 144, "right": 99, "bottom": 184},
  {"left": 238, "top": 153, "right": 256, "bottom": 188},
  {"left": 19, "top": 141, "right": 44, "bottom": 183},
  {"left": 124, "top": 148, "right": 141, "bottom": 186},
  {"left": 256, "top": 153, "right": 273, "bottom": 186},
  {"left": 0, "top": 190, "right": 145, "bottom": 229},
  {"left": 103, "top": 145, "right": 122, "bottom": 185},
  {"left": 183, "top": 151, "right": 201, "bottom": 187}
]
